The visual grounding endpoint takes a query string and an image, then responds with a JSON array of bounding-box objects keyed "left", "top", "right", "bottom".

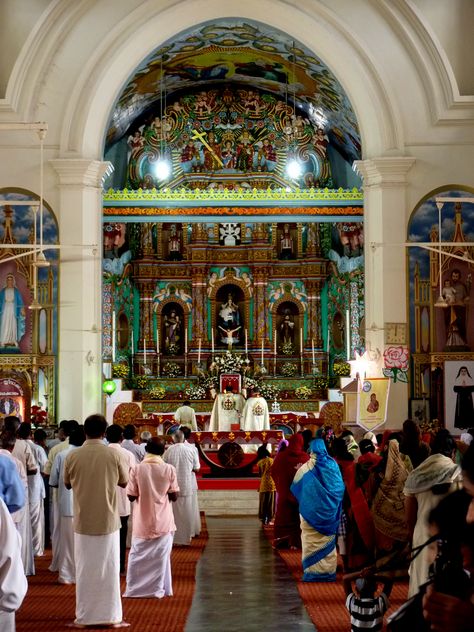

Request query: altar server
[
  {"left": 241, "top": 387, "right": 270, "bottom": 431},
  {"left": 0, "top": 497, "right": 28, "bottom": 632},
  {"left": 174, "top": 400, "right": 198, "bottom": 430},
  {"left": 163, "top": 429, "right": 200, "bottom": 545},
  {"left": 124, "top": 438, "right": 179, "bottom": 599},
  {"left": 209, "top": 385, "right": 245, "bottom": 431},
  {"left": 64, "top": 414, "right": 129, "bottom": 628}
]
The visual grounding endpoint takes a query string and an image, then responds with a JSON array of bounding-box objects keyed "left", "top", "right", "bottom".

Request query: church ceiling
[{"left": 106, "top": 19, "right": 361, "bottom": 163}]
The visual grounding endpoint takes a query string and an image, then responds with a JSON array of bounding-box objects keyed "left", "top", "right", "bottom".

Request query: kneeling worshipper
[
  {"left": 0, "top": 497, "right": 28, "bottom": 632},
  {"left": 124, "top": 438, "right": 179, "bottom": 599},
  {"left": 291, "top": 439, "right": 345, "bottom": 581},
  {"left": 241, "top": 387, "right": 270, "bottom": 431}
]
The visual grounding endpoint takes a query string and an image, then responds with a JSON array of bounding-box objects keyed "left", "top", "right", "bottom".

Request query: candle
[
  {"left": 245, "top": 329, "right": 248, "bottom": 355},
  {"left": 326, "top": 327, "right": 330, "bottom": 354},
  {"left": 131, "top": 329, "right": 134, "bottom": 355},
  {"left": 197, "top": 338, "right": 201, "bottom": 364},
  {"left": 111, "top": 311, "right": 116, "bottom": 363},
  {"left": 346, "top": 309, "right": 350, "bottom": 361},
  {"left": 274, "top": 330, "right": 277, "bottom": 356},
  {"left": 312, "top": 338, "right": 315, "bottom": 364},
  {"left": 261, "top": 339, "right": 264, "bottom": 365},
  {"left": 300, "top": 328, "right": 303, "bottom": 355},
  {"left": 185, "top": 329, "right": 188, "bottom": 354},
  {"left": 144, "top": 338, "right": 147, "bottom": 365},
  {"left": 156, "top": 325, "right": 160, "bottom": 354},
  {"left": 211, "top": 329, "right": 215, "bottom": 354}
]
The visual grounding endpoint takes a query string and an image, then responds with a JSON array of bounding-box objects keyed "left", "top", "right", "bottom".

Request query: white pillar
[
  {"left": 353, "top": 157, "right": 415, "bottom": 427},
  {"left": 50, "top": 159, "right": 113, "bottom": 421}
]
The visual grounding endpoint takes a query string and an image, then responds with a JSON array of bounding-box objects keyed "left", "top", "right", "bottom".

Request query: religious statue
[
  {"left": 444, "top": 268, "right": 471, "bottom": 350},
  {"left": 217, "top": 293, "right": 241, "bottom": 346},
  {"left": 279, "top": 312, "right": 295, "bottom": 349},
  {"left": 0, "top": 274, "right": 25, "bottom": 348},
  {"left": 168, "top": 224, "right": 182, "bottom": 261},
  {"left": 163, "top": 309, "right": 181, "bottom": 354},
  {"left": 280, "top": 224, "right": 294, "bottom": 259},
  {"left": 202, "top": 131, "right": 222, "bottom": 171}
]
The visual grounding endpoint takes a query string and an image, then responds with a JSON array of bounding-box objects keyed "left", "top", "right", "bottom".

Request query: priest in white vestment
[
  {"left": 209, "top": 386, "right": 246, "bottom": 431},
  {"left": 241, "top": 388, "right": 270, "bottom": 431},
  {"left": 0, "top": 497, "right": 28, "bottom": 632},
  {"left": 124, "top": 438, "right": 179, "bottom": 599},
  {"left": 174, "top": 400, "right": 198, "bottom": 430},
  {"left": 163, "top": 430, "right": 200, "bottom": 545}
]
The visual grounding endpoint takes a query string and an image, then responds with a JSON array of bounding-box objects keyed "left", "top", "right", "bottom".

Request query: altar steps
[{"left": 198, "top": 481, "right": 259, "bottom": 516}]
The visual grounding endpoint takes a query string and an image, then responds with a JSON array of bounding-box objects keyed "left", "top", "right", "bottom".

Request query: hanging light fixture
[
  {"left": 102, "top": 379, "right": 117, "bottom": 396},
  {"left": 434, "top": 200, "right": 447, "bottom": 308},
  {"left": 153, "top": 57, "right": 171, "bottom": 183}
]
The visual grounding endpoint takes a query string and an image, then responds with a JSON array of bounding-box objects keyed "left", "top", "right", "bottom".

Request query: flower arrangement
[
  {"left": 259, "top": 383, "right": 280, "bottom": 400},
  {"left": 112, "top": 363, "right": 129, "bottom": 379},
  {"left": 184, "top": 385, "right": 206, "bottom": 400},
  {"left": 295, "top": 386, "right": 313, "bottom": 399},
  {"left": 420, "top": 417, "right": 441, "bottom": 436},
  {"left": 213, "top": 351, "right": 245, "bottom": 374},
  {"left": 281, "top": 362, "right": 298, "bottom": 377},
  {"left": 243, "top": 377, "right": 261, "bottom": 391},
  {"left": 166, "top": 342, "right": 180, "bottom": 356},
  {"left": 148, "top": 386, "right": 166, "bottom": 400},
  {"left": 134, "top": 375, "right": 149, "bottom": 389},
  {"left": 333, "top": 361, "right": 351, "bottom": 377},
  {"left": 281, "top": 341, "right": 295, "bottom": 356},
  {"left": 163, "top": 361, "right": 181, "bottom": 378},
  {"left": 313, "top": 376, "right": 329, "bottom": 390},
  {"left": 199, "top": 375, "right": 218, "bottom": 390}
]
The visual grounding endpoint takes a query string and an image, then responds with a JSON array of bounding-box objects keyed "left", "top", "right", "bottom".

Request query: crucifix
[{"left": 191, "top": 129, "right": 224, "bottom": 167}]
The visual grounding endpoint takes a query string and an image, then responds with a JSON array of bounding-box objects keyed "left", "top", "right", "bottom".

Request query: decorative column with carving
[
  {"left": 306, "top": 279, "right": 323, "bottom": 348},
  {"left": 191, "top": 266, "right": 206, "bottom": 342}
]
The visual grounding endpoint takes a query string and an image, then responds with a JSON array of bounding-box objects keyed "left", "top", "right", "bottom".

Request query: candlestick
[
  {"left": 346, "top": 309, "right": 350, "bottom": 361},
  {"left": 274, "top": 330, "right": 277, "bottom": 356},
  {"left": 197, "top": 338, "right": 201, "bottom": 364},
  {"left": 111, "top": 311, "right": 116, "bottom": 363},
  {"left": 245, "top": 329, "right": 248, "bottom": 355},
  {"left": 211, "top": 329, "right": 215, "bottom": 354},
  {"left": 312, "top": 338, "right": 315, "bottom": 364},
  {"left": 300, "top": 328, "right": 303, "bottom": 355},
  {"left": 144, "top": 338, "right": 147, "bottom": 365}
]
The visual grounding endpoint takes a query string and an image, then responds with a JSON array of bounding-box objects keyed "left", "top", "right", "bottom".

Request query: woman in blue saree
[{"left": 291, "top": 439, "right": 345, "bottom": 582}]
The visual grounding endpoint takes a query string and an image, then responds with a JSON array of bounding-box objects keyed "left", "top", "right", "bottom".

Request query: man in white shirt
[
  {"left": 179, "top": 426, "right": 201, "bottom": 537},
  {"left": 106, "top": 424, "right": 136, "bottom": 574},
  {"left": 122, "top": 425, "right": 144, "bottom": 464},
  {"left": 174, "top": 401, "right": 197, "bottom": 431},
  {"left": 163, "top": 429, "right": 200, "bottom": 545}
]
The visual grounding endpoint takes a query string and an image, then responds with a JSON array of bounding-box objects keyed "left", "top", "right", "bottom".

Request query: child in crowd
[
  {"left": 256, "top": 445, "right": 276, "bottom": 526},
  {"left": 346, "top": 577, "right": 389, "bottom": 632}
]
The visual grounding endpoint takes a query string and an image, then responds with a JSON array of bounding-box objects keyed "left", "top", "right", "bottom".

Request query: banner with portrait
[
  {"left": 444, "top": 360, "right": 474, "bottom": 433},
  {"left": 356, "top": 377, "right": 390, "bottom": 431}
]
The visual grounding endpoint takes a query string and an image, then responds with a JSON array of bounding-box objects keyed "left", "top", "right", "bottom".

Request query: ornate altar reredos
[{"left": 0, "top": 191, "right": 58, "bottom": 422}]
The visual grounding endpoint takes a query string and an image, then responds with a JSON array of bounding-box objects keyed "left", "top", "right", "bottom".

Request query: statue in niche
[
  {"left": 279, "top": 311, "right": 295, "bottom": 353},
  {"left": 217, "top": 293, "right": 241, "bottom": 346},
  {"left": 279, "top": 224, "right": 294, "bottom": 259},
  {"left": 168, "top": 224, "right": 182, "bottom": 260},
  {"left": 0, "top": 274, "right": 25, "bottom": 348},
  {"left": 443, "top": 268, "right": 471, "bottom": 350},
  {"left": 163, "top": 308, "right": 181, "bottom": 355}
]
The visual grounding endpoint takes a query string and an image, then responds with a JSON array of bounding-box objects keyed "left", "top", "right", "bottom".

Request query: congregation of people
[
  {"left": 0, "top": 414, "right": 202, "bottom": 630},
  {"left": 1, "top": 404, "right": 474, "bottom": 631}
]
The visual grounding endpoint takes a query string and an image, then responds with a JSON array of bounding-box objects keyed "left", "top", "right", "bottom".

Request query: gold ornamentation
[
  {"left": 195, "top": 432, "right": 201, "bottom": 443},
  {"left": 245, "top": 431, "right": 251, "bottom": 442},
  {"left": 105, "top": 205, "right": 363, "bottom": 217},
  {"left": 212, "top": 432, "right": 218, "bottom": 442},
  {"left": 228, "top": 431, "right": 235, "bottom": 441}
]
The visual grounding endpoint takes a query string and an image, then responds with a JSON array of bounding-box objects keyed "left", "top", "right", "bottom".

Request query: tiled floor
[{"left": 185, "top": 516, "right": 316, "bottom": 631}]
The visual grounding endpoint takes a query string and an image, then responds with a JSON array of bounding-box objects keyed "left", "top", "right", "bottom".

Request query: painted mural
[
  {"left": 123, "top": 85, "right": 333, "bottom": 190},
  {"left": 107, "top": 20, "right": 361, "bottom": 164},
  {"left": 408, "top": 189, "right": 474, "bottom": 354}
]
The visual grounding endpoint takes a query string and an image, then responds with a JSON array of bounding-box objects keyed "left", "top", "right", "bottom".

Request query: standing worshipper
[
  {"left": 400, "top": 419, "right": 431, "bottom": 469},
  {"left": 241, "top": 387, "right": 270, "bottom": 431},
  {"left": 49, "top": 427, "right": 85, "bottom": 584},
  {"left": 209, "top": 385, "right": 245, "bottom": 431},
  {"left": 18, "top": 422, "right": 47, "bottom": 556},
  {"left": 0, "top": 497, "right": 28, "bottom": 632},
  {"left": 106, "top": 424, "right": 136, "bottom": 575},
  {"left": 256, "top": 445, "right": 276, "bottom": 526},
  {"left": 63, "top": 414, "right": 129, "bottom": 629},
  {"left": 271, "top": 433, "right": 310, "bottom": 548},
  {"left": 124, "top": 438, "right": 179, "bottom": 599},
  {"left": 121, "top": 425, "right": 144, "bottom": 464},
  {"left": 180, "top": 425, "right": 201, "bottom": 538},
  {"left": 163, "top": 429, "right": 200, "bottom": 546},
  {"left": 174, "top": 400, "right": 198, "bottom": 431},
  {"left": 0, "top": 454, "right": 25, "bottom": 513},
  {"left": 291, "top": 439, "right": 345, "bottom": 581}
]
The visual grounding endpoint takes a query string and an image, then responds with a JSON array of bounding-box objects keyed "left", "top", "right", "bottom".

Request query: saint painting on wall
[{"left": 444, "top": 361, "right": 474, "bottom": 431}]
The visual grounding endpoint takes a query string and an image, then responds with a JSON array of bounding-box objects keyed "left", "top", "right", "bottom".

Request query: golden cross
[{"left": 191, "top": 129, "right": 224, "bottom": 167}]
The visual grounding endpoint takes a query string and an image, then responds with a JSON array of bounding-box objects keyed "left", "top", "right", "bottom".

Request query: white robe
[
  {"left": 124, "top": 533, "right": 173, "bottom": 598},
  {"left": 241, "top": 396, "right": 270, "bottom": 431},
  {"left": 209, "top": 392, "right": 246, "bottom": 431},
  {"left": 74, "top": 531, "right": 122, "bottom": 625},
  {"left": 0, "top": 498, "right": 28, "bottom": 632}
]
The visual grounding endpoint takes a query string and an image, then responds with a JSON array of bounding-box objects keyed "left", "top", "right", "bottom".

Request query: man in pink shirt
[{"left": 123, "top": 438, "right": 179, "bottom": 599}]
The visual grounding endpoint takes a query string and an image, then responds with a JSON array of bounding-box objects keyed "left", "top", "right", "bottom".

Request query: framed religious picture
[
  {"left": 410, "top": 398, "right": 429, "bottom": 425},
  {"left": 356, "top": 377, "right": 390, "bottom": 432},
  {"left": 444, "top": 360, "right": 474, "bottom": 434}
]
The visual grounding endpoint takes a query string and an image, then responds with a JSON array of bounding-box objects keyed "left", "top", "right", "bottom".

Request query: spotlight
[
  {"left": 286, "top": 159, "right": 302, "bottom": 180},
  {"left": 153, "top": 158, "right": 171, "bottom": 181}
]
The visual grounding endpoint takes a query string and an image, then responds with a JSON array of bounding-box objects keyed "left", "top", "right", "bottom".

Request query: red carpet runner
[{"left": 16, "top": 517, "right": 208, "bottom": 632}]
